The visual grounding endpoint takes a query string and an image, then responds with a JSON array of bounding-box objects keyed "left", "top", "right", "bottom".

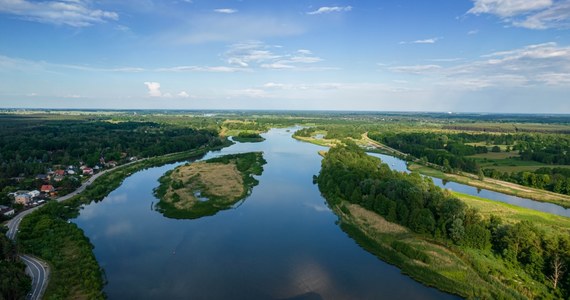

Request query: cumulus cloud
[
  {"left": 0, "top": 0, "right": 118, "bottom": 27},
  {"left": 144, "top": 82, "right": 162, "bottom": 97},
  {"left": 214, "top": 8, "right": 237, "bottom": 14},
  {"left": 467, "top": 0, "right": 570, "bottom": 29},
  {"left": 307, "top": 6, "right": 352, "bottom": 15},
  {"left": 177, "top": 91, "right": 190, "bottom": 98}
]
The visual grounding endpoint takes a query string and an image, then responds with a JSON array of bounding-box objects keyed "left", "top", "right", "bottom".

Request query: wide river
[{"left": 72, "top": 127, "right": 567, "bottom": 299}]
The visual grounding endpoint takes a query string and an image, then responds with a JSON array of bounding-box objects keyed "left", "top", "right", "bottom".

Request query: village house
[
  {"left": 36, "top": 174, "right": 49, "bottom": 181},
  {"left": 83, "top": 168, "right": 94, "bottom": 175},
  {"left": 28, "top": 190, "right": 40, "bottom": 198},
  {"left": 54, "top": 169, "right": 66, "bottom": 176},
  {"left": 53, "top": 175, "right": 65, "bottom": 182},
  {"left": 41, "top": 184, "right": 55, "bottom": 194},
  {"left": 106, "top": 160, "right": 118, "bottom": 168},
  {"left": 0, "top": 205, "right": 15, "bottom": 217},
  {"left": 15, "top": 193, "right": 32, "bottom": 205}
]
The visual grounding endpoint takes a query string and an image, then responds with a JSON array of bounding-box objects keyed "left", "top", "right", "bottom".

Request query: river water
[
  {"left": 368, "top": 153, "right": 570, "bottom": 217},
  {"left": 73, "top": 127, "right": 567, "bottom": 299}
]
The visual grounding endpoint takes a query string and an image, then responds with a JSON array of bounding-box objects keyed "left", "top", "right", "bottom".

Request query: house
[
  {"left": 66, "top": 170, "right": 76, "bottom": 175},
  {"left": 54, "top": 169, "right": 66, "bottom": 176},
  {"left": 0, "top": 205, "right": 15, "bottom": 217},
  {"left": 106, "top": 160, "right": 118, "bottom": 168},
  {"left": 53, "top": 175, "right": 65, "bottom": 182},
  {"left": 83, "top": 168, "right": 94, "bottom": 175},
  {"left": 36, "top": 174, "right": 49, "bottom": 181},
  {"left": 28, "top": 190, "right": 40, "bottom": 198},
  {"left": 15, "top": 193, "right": 32, "bottom": 205},
  {"left": 41, "top": 185, "right": 55, "bottom": 193}
]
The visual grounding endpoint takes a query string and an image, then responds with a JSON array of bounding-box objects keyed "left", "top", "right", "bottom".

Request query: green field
[{"left": 454, "top": 192, "right": 570, "bottom": 235}]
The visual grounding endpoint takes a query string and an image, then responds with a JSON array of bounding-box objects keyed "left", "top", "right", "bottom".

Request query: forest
[
  {"left": 0, "top": 227, "right": 30, "bottom": 300},
  {"left": 0, "top": 115, "right": 224, "bottom": 206},
  {"left": 318, "top": 142, "right": 570, "bottom": 299}
]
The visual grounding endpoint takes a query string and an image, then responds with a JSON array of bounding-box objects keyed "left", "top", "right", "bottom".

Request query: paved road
[
  {"left": 20, "top": 255, "right": 49, "bottom": 300},
  {"left": 4, "top": 160, "right": 139, "bottom": 300}
]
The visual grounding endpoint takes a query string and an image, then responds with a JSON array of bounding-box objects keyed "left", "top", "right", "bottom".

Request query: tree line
[{"left": 318, "top": 142, "right": 570, "bottom": 299}]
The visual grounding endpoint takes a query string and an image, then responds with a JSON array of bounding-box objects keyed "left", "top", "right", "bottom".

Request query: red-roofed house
[
  {"left": 82, "top": 168, "right": 94, "bottom": 175},
  {"left": 54, "top": 169, "right": 65, "bottom": 176},
  {"left": 41, "top": 185, "right": 55, "bottom": 193}
]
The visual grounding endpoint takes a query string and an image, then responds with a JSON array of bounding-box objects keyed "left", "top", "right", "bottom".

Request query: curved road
[{"left": 4, "top": 160, "right": 139, "bottom": 300}]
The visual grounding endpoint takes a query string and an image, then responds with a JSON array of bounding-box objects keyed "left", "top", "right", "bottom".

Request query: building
[
  {"left": 28, "top": 190, "right": 40, "bottom": 198},
  {"left": 36, "top": 174, "right": 49, "bottom": 181},
  {"left": 0, "top": 205, "right": 15, "bottom": 217},
  {"left": 41, "top": 185, "right": 55, "bottom": 193},
  {"left": 83, "top": 168, "right": 94, "bottom": 175},
  {"left": 54, "top": 169, "right": 66, "bottom": 176},
  {"left": 15, "top": 193, "right": 32, "bottom": 205}
]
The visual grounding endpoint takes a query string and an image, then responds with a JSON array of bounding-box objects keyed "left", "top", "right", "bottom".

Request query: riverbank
[
  {"left": 318, "top": 143, "right": 569, "bottom": 299},
  {"left": 296, "top": 132, "right": 570, "bottom": 209},
  {"left": 16, "top": 141, "right": 232, "bottom": 299},
  {"left": 154, "top": 152, "right": 266, "bottom": 219},
  {"left": 331, "top": 201, "right": 522, "bottom": 299},
  {"left": 409, "top": 163, "right": 570, "bottom": 209}
]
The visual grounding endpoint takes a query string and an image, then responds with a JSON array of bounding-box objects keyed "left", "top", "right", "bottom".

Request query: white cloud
[
  {"left": 412, "top": 37, "right": 440, "bottom": 44},
  {"left": 468, "top": 0, "right": 570, "bottom": 29},
  {"left": 224, "top": 40, "right": 326, "bottom": 71},
  {"left": 388, "top": 42, "right": 570, "bottom": 89},
  {"left": 178, "top": 91, "right": 190, "bottom": 98},
  {"left": 156, "top": 66, "right": 243, "bottom": 72},
  {"left": 389, "top": 64, "right": 443, "bottom": 74},
  {"left": 214, "top": 8, "right": 237, "bottom": 14},
  {"left": 468, "top": 29, "right": 480, "bottom": 35},
  {"left": 468, "top": 0, "right": 552, "bottom": 17},
  {"left": 0, "top": 0, "right": 118, "bottom": 27},
  {"left": 144, "top": 82, "right": 162, "bottom": 97},
  {"left": 307, "top": 6, "right": 352, "bottom": 15},
  {"left": 399, "top": 37, "right": 441, "bottom": 45}
]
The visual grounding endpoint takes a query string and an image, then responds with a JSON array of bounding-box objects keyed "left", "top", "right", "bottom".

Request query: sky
[{"left": 0, "top": 0, "right": 569, "bottom": 113}]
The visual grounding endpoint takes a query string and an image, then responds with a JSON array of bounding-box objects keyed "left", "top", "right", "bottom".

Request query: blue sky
[{"left": 0, "top": 0, "right": 569, "bottom": 113}]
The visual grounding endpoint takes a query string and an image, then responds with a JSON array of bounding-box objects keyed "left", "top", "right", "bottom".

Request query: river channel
[{"left": 73, "top": 127, "right": 566, "bottom": 299}]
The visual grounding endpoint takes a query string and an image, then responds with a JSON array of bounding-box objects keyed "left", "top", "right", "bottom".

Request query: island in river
[{"left": 154, "top": 152, "right": 266, "bottom": 219}]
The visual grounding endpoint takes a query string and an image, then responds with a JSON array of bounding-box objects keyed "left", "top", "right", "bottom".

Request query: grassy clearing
[
  {"left": 155, "top": 152, "right": 266, "bottom": 219},
  {"left": 454, "top": 192, "right": 570, "bottom": 235},
  {"left": 335, "top": 201, "right": 524, "bottom": 299},
  {"left": 163, "top": 162, "right": 244, "bottom": 210},
  {"left": 408, "top": 163, "right": 570, "bottom": 208}
]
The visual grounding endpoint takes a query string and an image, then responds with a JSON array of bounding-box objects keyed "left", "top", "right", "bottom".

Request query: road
[
  {"left": 20, "top": 255, "right": 49, "bottom": 300},
  {"left": 4, "top": 160, "right": 139, "bottom": 300}
]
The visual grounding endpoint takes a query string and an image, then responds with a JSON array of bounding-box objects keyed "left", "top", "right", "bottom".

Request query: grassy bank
[
  {"left": 409, "top": 163, "right": 570, "bottom": 208},
  {"left": 333, "top": 202, "right": 523, "bottom": 299},
  {"left": 453, "top": 192, "right": 570, "bottom": 235},
  {"left": 16, "top": 142, "right": 232, "bottom": 299},
  {"left": 154, "top": 152, "right": 266, "bottom": 219}
]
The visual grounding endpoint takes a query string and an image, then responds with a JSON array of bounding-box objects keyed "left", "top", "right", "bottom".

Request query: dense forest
[
  {"left": 0, "top": 115, "right": 224, "bottom": 206},
  {"left": 0, "top": 227, "right": 31, "bottom": 300},
  {"left": 318, "top": 142, "right": 570, "bottom": 299}
]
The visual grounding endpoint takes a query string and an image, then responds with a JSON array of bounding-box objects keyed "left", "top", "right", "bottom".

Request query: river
[
  {"left": 368, "top": 153, "right": 570, "bottom": 217},
  {"left": 74, "top": 127, "right": 460, "bottom": 299},
  {"left": 73, "top": 127, "right": 567, "bottom": 299}
]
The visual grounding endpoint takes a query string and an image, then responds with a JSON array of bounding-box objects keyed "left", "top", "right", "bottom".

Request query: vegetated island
[
  {"left": 232, "top": 132, "right": 266, "bottom": 143},
  {"left": 317, "top": 142, "right": 570, "bottom": 299},
  {"left": 154, "top": 152, "right": 266, "bottom": 219}
]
